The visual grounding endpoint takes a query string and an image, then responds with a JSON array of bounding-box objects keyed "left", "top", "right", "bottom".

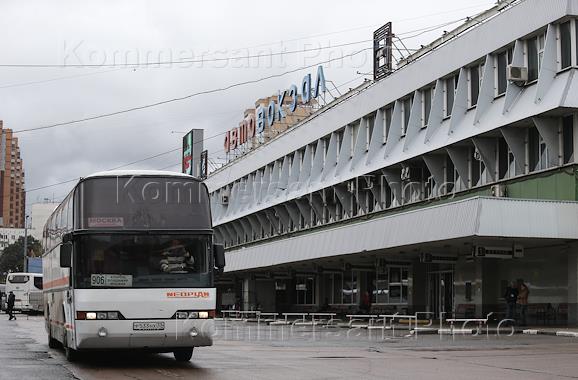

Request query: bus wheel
[
  {"left": 173, "top": 348, "right": 193, "bottom": 362},
  {"left": 48, "top": 337, "right": 59, "bottom": 349},
  {"left": 64, "top": 337, "right": 79, "bottom": 362},
  {"left": 46, "top": 307, "right": 59, "bottom": 348},
  {"left": 48, "top": 330, "right": 60, "bottom": 349}
]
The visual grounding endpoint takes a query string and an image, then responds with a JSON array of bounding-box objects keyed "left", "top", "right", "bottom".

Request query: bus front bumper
[{"left": 74, "top": 319, "right": 215, "bottom": 350}]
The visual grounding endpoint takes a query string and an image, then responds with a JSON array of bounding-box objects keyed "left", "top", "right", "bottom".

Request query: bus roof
[
  {"left": 85, "top": 170, "right": 199, "bottom": 180},
  {"left": 6, "top": 272, "right": 42, "bottom": 277}
]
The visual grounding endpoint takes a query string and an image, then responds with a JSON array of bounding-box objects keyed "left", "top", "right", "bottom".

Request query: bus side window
[
  {"left": 33, "top": 276, "right": 43, "bottom": 290},
  {"left": 67, "top": 199, "right": 73, "bottom": 229}
]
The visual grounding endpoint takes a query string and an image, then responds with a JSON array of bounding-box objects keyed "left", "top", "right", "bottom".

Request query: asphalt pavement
[
  {"left": 0, "top": 312, "right": 75, "bottom": 380},
  {"left": 1, "top": 314, "right": 578, "bottom": 379}
]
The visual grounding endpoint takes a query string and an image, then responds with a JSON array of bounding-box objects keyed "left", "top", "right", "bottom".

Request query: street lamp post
[{"left": 22, "top": 215, "right": 29, "bottom": 272}]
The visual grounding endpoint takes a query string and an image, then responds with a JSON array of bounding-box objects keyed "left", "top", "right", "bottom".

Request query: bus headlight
[
  {"left": 176, "top": 312, "right": 188, "bottom": 319},
  {"left": 107, "top": 312, "right": 119, "bottom": 320},
  {"left": 173, "top": 310, "right": 215, "bottom": 319},
  {"left": 77, "top": 311, "right": 124, "bottom": 320}
]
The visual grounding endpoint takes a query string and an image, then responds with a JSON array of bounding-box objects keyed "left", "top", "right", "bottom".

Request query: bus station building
[{"left": 205, "top": 0, "right": 578, "bottom": 325}]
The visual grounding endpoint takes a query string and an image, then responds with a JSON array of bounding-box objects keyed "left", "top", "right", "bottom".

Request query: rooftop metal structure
[{"left": 398, "top": 0, "right": 523, "bottom": 68}]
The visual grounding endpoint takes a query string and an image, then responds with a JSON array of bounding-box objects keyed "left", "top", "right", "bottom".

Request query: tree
[{"left": 0, "top": 236, "right": 42, "bottom": 281}]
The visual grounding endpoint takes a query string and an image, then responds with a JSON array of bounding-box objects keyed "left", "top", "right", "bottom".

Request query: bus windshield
[
  {"left": 8, "top": 275, "right": 29, "bottom": 284},
  {"left": 74, "top": 234, "right": 211, "bottom": 289}
]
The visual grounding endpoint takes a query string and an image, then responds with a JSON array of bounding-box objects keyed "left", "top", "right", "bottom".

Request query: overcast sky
[{"left": 0, "top": 0, "right": 497, "bottom": 208}]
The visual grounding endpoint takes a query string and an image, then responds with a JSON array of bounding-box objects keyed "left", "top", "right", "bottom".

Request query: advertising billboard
[
  {"left": 182, "top": 131, "right": 193, "bottom": 175},
  {"left": 182, "top": 129, "right": 204, "bottom": 177}
]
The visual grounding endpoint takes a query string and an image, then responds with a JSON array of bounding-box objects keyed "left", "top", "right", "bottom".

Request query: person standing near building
[
  {"left": 6, "top": 291, "right": 16, "bottom": 321},
  {"left": 517, "top": 279, "right": 529, "bottom": 326},
  {"left": 504, "top": 281, "right": 518, "bottom": 321},
  {"left": 360, "top": 290, "right": 371, "bottom": 314}
]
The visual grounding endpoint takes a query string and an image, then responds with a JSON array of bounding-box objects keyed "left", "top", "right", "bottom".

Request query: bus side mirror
[
  {"left": 213, "top": 244, "right": 225, "bottom": 271},
  {"left": 60, "top": 242, "right": 72, "bottom": 268}
]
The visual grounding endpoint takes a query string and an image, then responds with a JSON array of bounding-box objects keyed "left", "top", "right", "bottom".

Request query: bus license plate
[{"left": 133, "top": 322, "right": 165, "bottom": 331}]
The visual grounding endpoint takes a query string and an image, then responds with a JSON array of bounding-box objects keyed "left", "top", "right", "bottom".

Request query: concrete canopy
[{"left": 224, "top": 197, "right": 578, "bottom": 272}]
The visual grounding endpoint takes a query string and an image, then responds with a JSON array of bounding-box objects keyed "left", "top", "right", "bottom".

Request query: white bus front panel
[
  {"left": 75, "top": 319, "right": 214, "bottom": 349},
  {"left": 73, "top": 288, "right": 216, "bottom": 350}
]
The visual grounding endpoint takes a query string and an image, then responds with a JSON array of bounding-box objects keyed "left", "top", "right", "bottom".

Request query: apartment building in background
[
  {"left": 0, "top": 121, "right": 25, "bottom": 228},
  {"left": 0, "top": 227, "right": 25, "bottom": 251}
]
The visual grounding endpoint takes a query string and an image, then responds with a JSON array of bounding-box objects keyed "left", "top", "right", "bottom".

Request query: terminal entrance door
[{"left": 428, "top": 270, "right": 454, "bottom": 319}]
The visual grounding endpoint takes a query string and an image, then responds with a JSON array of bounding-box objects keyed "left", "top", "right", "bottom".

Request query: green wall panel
[{"left": 506, "top": 167, "right": 576, "bottom": 201}]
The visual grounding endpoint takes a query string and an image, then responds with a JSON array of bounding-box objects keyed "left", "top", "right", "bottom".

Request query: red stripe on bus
[
  {"left": 49, "top": 320, "right": 74, "bottom": 330},
  {"left": 44, "top": 277, "right": 69, "bottom": 289}
]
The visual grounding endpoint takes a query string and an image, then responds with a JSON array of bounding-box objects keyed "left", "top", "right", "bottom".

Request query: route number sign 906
[{"left": 90, "top": 274, "right": 133, "bottom": 287}]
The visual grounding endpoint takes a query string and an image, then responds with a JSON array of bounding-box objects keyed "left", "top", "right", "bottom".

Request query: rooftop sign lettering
[{"left": 224, "top": 66, "right": 325, "bottom": 153}]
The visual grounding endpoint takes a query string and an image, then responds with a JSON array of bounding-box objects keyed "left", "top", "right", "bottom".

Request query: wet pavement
[
  {"left": 0, "top": 313, "right": 75, "bottom": 380},
  {"left": 1, "top": 314, "right": 578, "bottom": 379}
]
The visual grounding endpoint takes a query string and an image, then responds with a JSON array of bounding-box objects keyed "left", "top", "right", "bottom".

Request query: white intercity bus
[
  {"left": 43, "top": 170, "right": 225, "bottom": 362},
  {"left": 5, "top": 272, "right": 44, "bottom": 313}
]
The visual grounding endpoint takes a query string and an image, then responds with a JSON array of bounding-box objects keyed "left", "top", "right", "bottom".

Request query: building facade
[
  {"left": 29, "top": 202, "right": 58, "bottom": 243},
  {"left": 205, "top": 0, "right": 578, "bottom": 325},
  {"left": 0, "top": 121, "right": 25, "bottom": 228},
  {"left": 0, "top": 227, "right": 25, "bottom": 251}
]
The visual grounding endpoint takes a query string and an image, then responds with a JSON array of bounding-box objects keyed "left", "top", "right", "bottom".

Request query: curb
[{"left": 522, "top": 329, "right": 578, "bottom": 337}]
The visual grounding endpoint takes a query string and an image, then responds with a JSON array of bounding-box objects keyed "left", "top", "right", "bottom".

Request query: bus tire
[
  {"left": 48, "top": 336, "right": 60, "bottom": 349},
  {"left": 65, "top": 345, "right": 79, "bottom": 362},
  {"left": 48, "top": 329, "right": 60, "bottom": 349},
  {"left": 46, "top": 306, "right": 58, "bottom": 348},
  {"left": 47, "top": 315, "right": 60, "bottom": 349},
  {"left": 173, "top": 348, "right": 193, "bottom": 362},
  {"left": 63, "top": 336, "right": 79, "bottom": 362}
]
